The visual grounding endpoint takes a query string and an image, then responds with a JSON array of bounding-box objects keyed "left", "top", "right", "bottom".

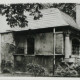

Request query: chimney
[{"left": 76, "top": 4, "right": 80, "bottom": 27}]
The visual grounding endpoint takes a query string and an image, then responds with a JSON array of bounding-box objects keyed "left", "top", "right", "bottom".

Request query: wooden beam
[
  {"left": 54, "top": 32, "right": 63, "bottom": 34},
  {"left": 53, "top": 28, "right": 56, "bottom": 75}
]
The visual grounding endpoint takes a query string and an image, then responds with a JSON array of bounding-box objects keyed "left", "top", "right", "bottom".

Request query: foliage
[
  {"left": 6, "top": 43, "right": 15, "bottom": 53},
  {"left": 52, "top": 3, "right": 76, "bottom": 20},
  {"left": 75, "top": 65, "right": 80, "bottom": 76},
  {"left": 0, "top": 3, "right": 76, "bottom": 27},
  {"left": 7, "top": 43, "right": 24, "bottom": 54},
  {"left": 40, "top": 3, "right": 76, "bottom": 19},
  {"left": 26, "top": 63, "right": 49, "bottom": 76},
  {"left": 0, "top": 4, "right": 43, "bottom": 27},
  {"left": 55, "top": 62, "right": 78, "bottom": 77},
  {"left": 1, "top": 60, "right": 13, "bottom": 73}
]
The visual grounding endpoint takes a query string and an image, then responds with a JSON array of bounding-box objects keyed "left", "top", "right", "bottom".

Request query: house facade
[{"left": 0, "top": 6, "right": 80, "bottom": 73}]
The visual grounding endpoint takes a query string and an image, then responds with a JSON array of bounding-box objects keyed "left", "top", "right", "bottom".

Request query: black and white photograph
[{"left": 0, "top": 0, "right": 80, "bottom": 78}]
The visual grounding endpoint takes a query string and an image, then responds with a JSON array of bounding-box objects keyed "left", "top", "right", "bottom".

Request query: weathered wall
[
  {"left": 0, "top": 31, "right": 64, "bottom": 72},
  {"left": 35, "top": 32, "right": 53, "bottom": 55},
  {"left": 33, "top": 32, "right": 64, "bottom": 72},
  {"left": 35, "top": 32, "right": 64, "bottom": 55},
  {"left": 1, "top": 32, "right": 15, "bottom": 65},
  {"left": 55, "top": 33, "right": 64, "bottom": 54},
  {"left": 15, "top": 32, "right": 64, "bottom": 55}
]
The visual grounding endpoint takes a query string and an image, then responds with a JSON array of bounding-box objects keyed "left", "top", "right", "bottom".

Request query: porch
[{"left": 12, "top": 26, "right": 80, "bottom": 73}]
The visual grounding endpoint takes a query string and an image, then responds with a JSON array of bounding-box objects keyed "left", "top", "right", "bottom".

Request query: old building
[{"left": 0, "top": 5, "right": 80, "bottom": 73}]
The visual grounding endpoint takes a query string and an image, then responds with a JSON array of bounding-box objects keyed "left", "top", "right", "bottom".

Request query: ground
[{"left": 0, "top": 72, "right": 33, "bottom": 77}]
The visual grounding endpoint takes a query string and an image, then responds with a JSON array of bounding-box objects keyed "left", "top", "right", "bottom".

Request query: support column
[
  {"left": 0, "top": 34, "right": 1, "bottom": 73},
  {"left": 65, "top": 33, "right": 71, "bottom": 61},
  {"left": 53, "top": 28, "right": 56, "bottom": 75}
]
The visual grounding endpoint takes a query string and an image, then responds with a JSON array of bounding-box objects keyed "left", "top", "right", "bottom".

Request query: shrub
[
  {"left": 1, "top": 60, "right": 13, "bottom": 73},
  {"left": 26, "top": 63, "right": 49, "bottom": 76},
  {"left": 55, "top": 62, "right": 78, "bottom": 77},
  {"left": 75, "top": 65, "right": 80, "bottom": 76},
  {"left": 2, "top": 68, "right": 11, "bottom": 73}
]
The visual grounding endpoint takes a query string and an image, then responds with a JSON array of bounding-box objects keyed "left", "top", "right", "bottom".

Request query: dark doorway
[
  {"left": 27, "top": 37, "right": 34, "bottom": 55},
  {"left": 72, "top": 39, "right": 79, "bottom": 55}
]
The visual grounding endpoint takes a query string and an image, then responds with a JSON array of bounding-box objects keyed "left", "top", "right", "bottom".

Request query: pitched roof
[
  {"left": 60, "top": 11, "right": 80, "bottom": 30},
  {"left": 0, "top": 8, "right": 79, "bottom": 32}
]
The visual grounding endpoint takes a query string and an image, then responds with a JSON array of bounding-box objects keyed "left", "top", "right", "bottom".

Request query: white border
[
  {"left": 0, "top": 0, "right": 80, "bottom": 80},
  {"left": 0, "top": 77, "right": 80, "bottom": 80},
  {"left": 0, "top": 0, "right": 80, "bottom": 4}
]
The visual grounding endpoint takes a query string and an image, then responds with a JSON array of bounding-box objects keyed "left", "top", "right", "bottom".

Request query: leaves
[
  {"left": 55, "top": 62, "right": 78, "bottom": 77},
  {"left": 26, "top": 63, "right": 46, "bottom": 76},
  {"left": 52, "top": 3, "right": 76, "bottom": 20},
  {"left": 0, "top": 3, "right": 44, "bottom": 27}
]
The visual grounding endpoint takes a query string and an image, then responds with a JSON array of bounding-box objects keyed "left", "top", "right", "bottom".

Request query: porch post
[
  {"left": 65, "top": 33, "right": 71, "bottom": 61},
  {"left": 53, "top": 28, "right": 56, "bottom": 75},
  {"left": 24, "top": 39, "right": 27, "bottom": 55},
  {"left": 0, "top": 34, "right": 1, "bottom": 73}
]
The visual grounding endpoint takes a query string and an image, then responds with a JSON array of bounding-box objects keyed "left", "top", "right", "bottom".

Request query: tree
[
  {"left": 0, "top": 3, "right": 43, "bottom": 27},
  {"left": 0, "top": 3, "right": 76, "bottom": 28},
  {"left": 52, "top": 3, "right": 76, "bottom": 20}
]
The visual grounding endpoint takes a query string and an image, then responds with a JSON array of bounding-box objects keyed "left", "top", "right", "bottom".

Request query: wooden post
[
  {"left": 0, "top": 34, "right": 1, "bottom": 73},
  {"left": 53, "top": 28, "right": 56, "bottom": 75}
]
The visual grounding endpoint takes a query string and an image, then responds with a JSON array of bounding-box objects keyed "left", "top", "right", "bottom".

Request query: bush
[
  {"left": 2, "top": 68, "right": 11, "bottom": 73},
  {"left": 55, "top": 62, "right": 78, "bottom": 77},
  {"left": 75, "top": 65, "right": 80, "bottom": 76},
  {"left": 26, "top": 63, "right": 49, "bottom": 76},
  {"left": 1, "top": 60, "right": 13, "bottom": 73}
]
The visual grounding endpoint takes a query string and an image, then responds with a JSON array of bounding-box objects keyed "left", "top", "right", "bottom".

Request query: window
[{"left": 27, "top": 37, "right": 34, "bottom": 55}]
